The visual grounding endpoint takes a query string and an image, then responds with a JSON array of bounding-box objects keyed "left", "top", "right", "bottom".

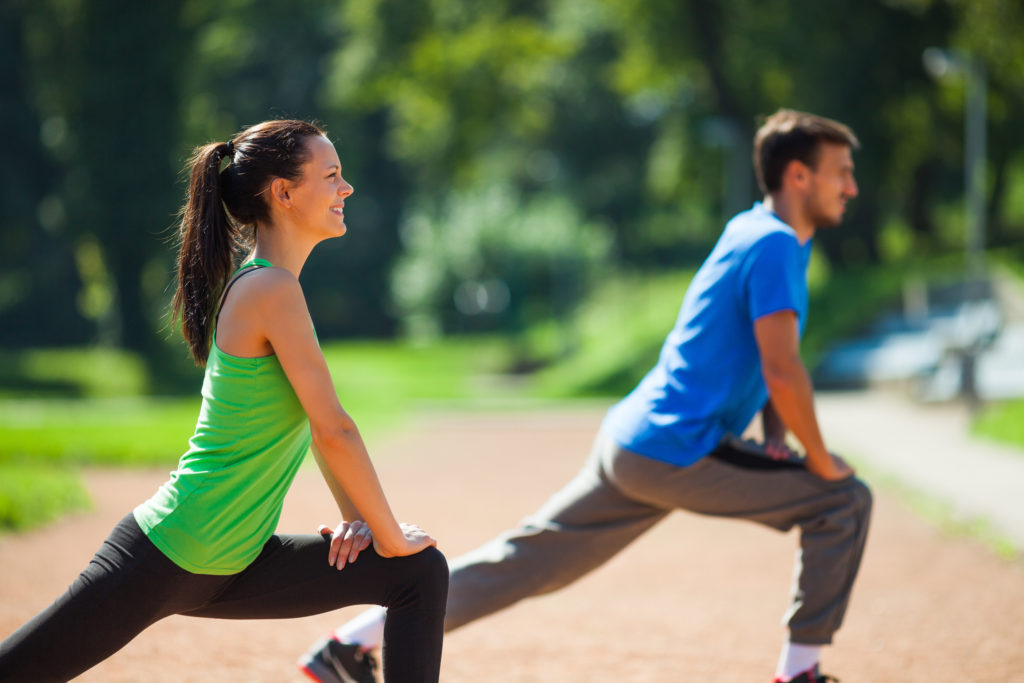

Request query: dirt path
[{"left": 2, "top": 409, "right": 1023, "bottom": 681}]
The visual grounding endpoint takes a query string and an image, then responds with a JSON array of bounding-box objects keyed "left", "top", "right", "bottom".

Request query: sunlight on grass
[
  {"left": 529, "top": 269, "right": 694, "bottom": 397},
  {"left": 0, "top": 337, "right": 515, "bottom": 468},
  {"left": 0, "top": 347, "right": 149, "bottom": 398},
  {"left": 972, "top": 399, "right": 1024, "bottom": 451},
  {"left": 0, "top": 397, "right": 199, "bottom": 466},
  {"left": 0, "top": 256, "right": 1002, "bottom": 533},
  {"left": 0, "top": 464, "right": 91, "bottom": 532}
]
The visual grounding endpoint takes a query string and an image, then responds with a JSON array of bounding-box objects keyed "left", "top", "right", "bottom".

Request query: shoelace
[{"left": 326, "top": 645, "right": 379, "bottom": 678}]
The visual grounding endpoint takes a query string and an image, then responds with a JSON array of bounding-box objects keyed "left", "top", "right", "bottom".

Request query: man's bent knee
[{"left": 847, "top": 477, "right": 873, "bottom": 519}]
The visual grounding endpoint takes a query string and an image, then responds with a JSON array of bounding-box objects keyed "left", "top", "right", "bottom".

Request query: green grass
[
  {"left": 969, "top": 253, "right": 1024, "bottom": 451},
  {"left": 0, "top": 464, "right": 91, "bottom": 532},
  {"left": 0, "top": 337, "right": 515, "bottom": 468},
  {"left": 527, "top": 269, "right": 695, "bottom": 397},
  {"left": 0, "top": 252, "right": 1003, "bottom": 532},
  {"left": 801, "top": 264, "right": 909, "bottom": 369},
  {"left": 0, "top": 397, "right": 200, "bottom": 467},
  {"left": 0, "top": 347, "right": 150, "bottom": 398},
  {"left": 972, "top": 399, "right": 1024, "bottom": 451},
  {"left": 0, "top": 337, "right": 515, "bottom": 532},
  {"left": 321, "top": 335, "right": 521, "bottom": 431},
  {"left": 524, "top": 258, "right": 954, "bottom": 398}
]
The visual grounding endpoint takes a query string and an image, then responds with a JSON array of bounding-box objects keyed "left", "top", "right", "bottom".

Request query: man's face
[{"left": 805, "top": 143, "right": 858, "bottom": 228}]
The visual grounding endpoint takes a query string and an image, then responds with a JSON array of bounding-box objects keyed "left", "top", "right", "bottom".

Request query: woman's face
[{"left": 286, "top": 134, "right": 354, "bottom": 239}]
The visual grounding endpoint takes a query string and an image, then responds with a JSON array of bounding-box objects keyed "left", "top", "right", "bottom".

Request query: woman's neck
[{"left": 250, "top": 223, "right": 316, "bottom": 278}]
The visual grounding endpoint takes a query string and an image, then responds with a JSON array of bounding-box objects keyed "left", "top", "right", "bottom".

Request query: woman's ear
[{"left": 268, "top": 177, "right": 292, "bottom": 209}]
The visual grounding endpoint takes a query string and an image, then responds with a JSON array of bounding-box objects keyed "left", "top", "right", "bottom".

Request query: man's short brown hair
[{"left": 753, "top": 109, "right": 859, "bottom": 194}]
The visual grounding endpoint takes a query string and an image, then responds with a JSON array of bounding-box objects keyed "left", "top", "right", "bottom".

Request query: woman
[{"left": 0, "top": 120, "right": 448, "bottom": 682}]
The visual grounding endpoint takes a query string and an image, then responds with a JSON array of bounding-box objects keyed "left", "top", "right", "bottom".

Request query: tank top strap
[
  {"left": 229, "top": 257, "right": 274, "bottom": 279},
  {"left": 215, "top": 258, "right": 275, "bottom": 328}
]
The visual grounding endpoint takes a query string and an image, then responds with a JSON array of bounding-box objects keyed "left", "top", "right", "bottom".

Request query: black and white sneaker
[
  {"left": 774, "top": 664, "right": 839, "bottom": 683},
  {"left": 298, "top": 637, "right": 378, "bottom": 683}
]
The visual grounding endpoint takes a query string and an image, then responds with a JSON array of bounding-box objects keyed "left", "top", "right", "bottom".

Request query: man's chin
[{"left": 816, "top": 213, "right": 844, "bottom": 229}]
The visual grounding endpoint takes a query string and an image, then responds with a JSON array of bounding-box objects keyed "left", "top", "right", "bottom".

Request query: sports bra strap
[{"left": 215, "top": 258, "right": 274, "bottom": 328}]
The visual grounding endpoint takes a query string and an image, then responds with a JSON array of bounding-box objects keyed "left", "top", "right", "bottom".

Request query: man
[{"left": 300, "top": 109, "right": 871, "bottom": 683}]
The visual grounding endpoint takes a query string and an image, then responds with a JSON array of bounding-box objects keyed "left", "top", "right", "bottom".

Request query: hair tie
[{"left": 224, "top": 139, "right": 235, "bottom": 158}]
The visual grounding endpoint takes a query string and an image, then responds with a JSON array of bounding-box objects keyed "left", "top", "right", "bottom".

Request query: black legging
[{"left": 0, "top": 514, "right": 448, "bottom": 682}]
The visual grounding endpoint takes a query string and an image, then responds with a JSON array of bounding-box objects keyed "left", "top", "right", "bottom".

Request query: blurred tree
[
  {"left": 0, "top": 0, "right": 91, "bottom": 347},
  {"left": 602, "top": 0, "right": 963, "bottom": 266},
  {"left": 19, "top": 0, "right": 192, "bottom": 357},
  {"left": 175, "top": 1, "right": 406, "bottom": 338},
  {"left": 950, "top": 0, "right": 1024, "bottom": 247},
  {"left": 391, "top": 184, "right": 612, "bottom": 340},
  {"left": 3, "top": 0, "right": 1021, "bottom": 365}
]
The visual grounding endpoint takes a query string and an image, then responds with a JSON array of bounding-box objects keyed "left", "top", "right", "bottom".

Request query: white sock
[
  {"left": 775, "top": 642, "right": 821, "bottom": 681},
  {"left": 332, "top": 605, "right": 386, "bottom": 651}
]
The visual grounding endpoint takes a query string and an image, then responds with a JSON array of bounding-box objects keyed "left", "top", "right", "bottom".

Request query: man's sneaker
[
  {"left": 298, "top": 636, "right": 378, "bottom": 683},
  {"left": 775, "top": 664, "right": 839, "bottom": 683}
]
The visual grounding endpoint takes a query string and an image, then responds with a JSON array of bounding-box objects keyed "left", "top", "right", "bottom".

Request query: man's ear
[
  {"left": 782, "top": 159, "right": 811, "bottom": 192},
  {"left": 268, "top": 177, "right": 292, "bottom": 208}
]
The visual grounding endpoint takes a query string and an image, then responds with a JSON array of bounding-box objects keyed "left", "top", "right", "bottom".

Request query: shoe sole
[{"left": 297, "top": 653, "right": 367, "bottom": 683}]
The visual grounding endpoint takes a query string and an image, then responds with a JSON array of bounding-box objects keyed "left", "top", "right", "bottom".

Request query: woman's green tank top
[{"left": 134, "top": 259, "right": 312, "bottom": 574}]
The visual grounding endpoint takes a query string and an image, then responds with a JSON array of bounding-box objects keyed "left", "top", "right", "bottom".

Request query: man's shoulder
[
  {"left": 727, "top": 205, "right": 796, "bottom": 240},
  {"left": 723, "top": 211, "right": 799, "bottom": 260}
]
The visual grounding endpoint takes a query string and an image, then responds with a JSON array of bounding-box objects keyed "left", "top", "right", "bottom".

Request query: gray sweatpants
[{"left": 445, "top": 432, "right": 872, "bottom": 645}]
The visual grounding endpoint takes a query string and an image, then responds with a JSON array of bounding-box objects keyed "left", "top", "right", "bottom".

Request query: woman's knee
[
  {"left": 411, "top": 546, "right": 449, "bottom": 590},
  {"left": 387, "top": 546, "right": 449, "bottom": 610}
]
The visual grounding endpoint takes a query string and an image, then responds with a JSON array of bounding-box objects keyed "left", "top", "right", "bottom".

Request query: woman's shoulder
[
  {"left": 223, "top": 265, "right": 305, "bottom": 316},
  {"left": 234, "top": 264, "right": 299, "bottom": 293}
]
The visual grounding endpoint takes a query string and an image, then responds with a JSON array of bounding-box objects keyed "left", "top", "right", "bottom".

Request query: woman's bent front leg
[{"left": 186, "top": 532, "right": 448, "bottom": 683}]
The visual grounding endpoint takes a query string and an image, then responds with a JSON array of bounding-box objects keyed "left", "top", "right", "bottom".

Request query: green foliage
[
  {"left": 0, "top": 397, "right": 199, "bottom": 467},
  {"left": 326, "top": 1, "right": 580, "bottom": 183},
  {"left": 972, "top": 399, "right": 1024, "bottom": 450},
  {"left": 321, "top": 336, "right": 513, "bottom": 432},
  {"left": 0, "top": 338, "right": 514, "bottom": 532},
  {"left": 392, "top": 186, "right": 613, "bottom": 338},
  {"left": 802, "top": 255, "right": 969, "bottom": 369},
  {"left": 0, "top": 347, "right": 149, "bottom": 398},
  {"left": 18, "top": 1, "right": 191, "bottom": 353},
  {"left": 5, "top": 0, "right": 1024, "bottom": 388},
  {"left": 0, "top": 338, "right": 513, "bottom": 468},
  {"left": 528, "top": 253, "right": 975, "bottom": 398},
  {"left": 801, "top": 266, "right": 909, "bottom": 370},
  {"left": 529, "top": 269, "right": 694, "bottom": 397},
  {"left": 0, "top": 463, "right": 90, "bottom": 532},
  {"left": 526, "top": 262, "right": 908, "bottom": 399},
  {"left": 877, "top": 217, "right": 918, "bottom": 263}
]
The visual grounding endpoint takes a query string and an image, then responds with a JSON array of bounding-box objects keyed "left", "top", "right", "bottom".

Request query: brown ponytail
[
  {"left": 172, "top": 119, "right": 325, "bottom": 365},
  {"left": 172, "top": 141, "right": 242, "bottom": 365}
]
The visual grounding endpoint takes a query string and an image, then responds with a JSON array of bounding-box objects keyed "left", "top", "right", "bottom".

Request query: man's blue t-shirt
[{"left": 603, "top": 203, "right": 812, "bottom": 466}]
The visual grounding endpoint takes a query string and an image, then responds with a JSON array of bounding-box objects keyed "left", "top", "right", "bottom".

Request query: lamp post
[
  {"left": 923, "top": 47, "right": 987, "bottom": 280},
  {"left": 923, "top": 48, "right": 989, "bottom": 411}
]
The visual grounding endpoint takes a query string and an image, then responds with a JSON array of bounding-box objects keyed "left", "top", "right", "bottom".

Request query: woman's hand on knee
[
  {"left": 372, "top": 522, "right": 437, "bottom": 558},
  {"left": 318, "top": 520, "right": 373, "bottom": 570}
]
